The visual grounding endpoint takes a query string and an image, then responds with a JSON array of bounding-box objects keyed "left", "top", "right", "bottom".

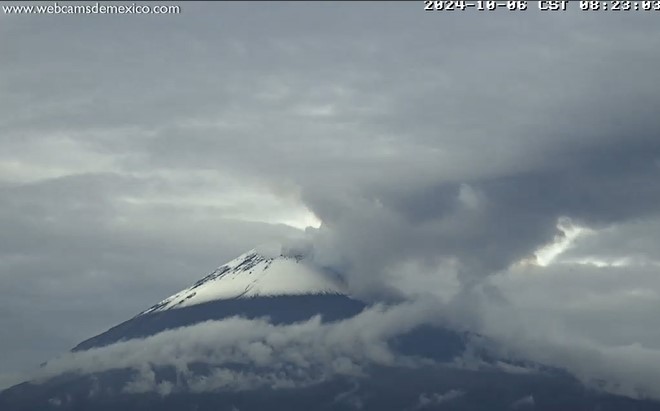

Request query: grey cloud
[
  {"left": 490, "top": 257, "right": 660, "bottom": 348},
  {"left": 411, "top": 389, "right": 465, "bottom": 410},
  {"left": 471, "top": 260, "right": 660, "bottom": 399},
  {"left": 47, "top": 395, "right": 70, "bottom": 408},
  {"left": 296, "top": 128, "right": 660, "bottom": 295},
  {"left": 560, "top": 218, "right": 660, "bottom": 265},
  {"left": 510, "top": 395, "right": 535, "bottom": 409},
  {"left": 331, "top": 381, "right": 363, "bottom": 410}
]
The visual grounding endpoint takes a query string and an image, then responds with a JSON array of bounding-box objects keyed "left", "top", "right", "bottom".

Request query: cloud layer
[{"left": 35, "top": 302, "right": 441, "bottom": 393}]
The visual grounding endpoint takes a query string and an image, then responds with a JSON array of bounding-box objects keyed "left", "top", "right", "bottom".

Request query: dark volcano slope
[
  {"left": 3, "top": 364, "right": 660, "bottom": 411},
  {"left": 74, "top": 294, "right": 367, "bottom": 351}
]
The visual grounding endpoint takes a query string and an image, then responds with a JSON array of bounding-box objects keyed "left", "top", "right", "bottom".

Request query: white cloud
[
  {"left": 531, "top": 217, "right": 590, "bottom": 267},
  {"left": 32, "top": 301, "right": 442, "bottom": 392},
  {"left": 510, "top": 394, "right": 534, "bottom": 409},
  {"left": 411, "top": 389, "right": 465, "bottom": 410}
]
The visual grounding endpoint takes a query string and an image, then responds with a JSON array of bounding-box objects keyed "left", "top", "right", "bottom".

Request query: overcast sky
[{"left": 1, "top": 1, "right": 660, "bottom": 394}]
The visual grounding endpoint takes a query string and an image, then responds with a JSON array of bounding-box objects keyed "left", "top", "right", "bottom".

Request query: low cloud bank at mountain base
[
  {"left": 19, "top": 241, "right": 660, "bottom": 401},
  {"left": 35, "top": 303, "right": 434, "bottom": 389},
  {"left": 28, "top": 268, "right": 660, "bottom": 400}
]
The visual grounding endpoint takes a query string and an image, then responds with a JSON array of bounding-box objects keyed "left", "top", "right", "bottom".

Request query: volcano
[{"left": 1, "top": 246, "right": 659, "bottom": 411}]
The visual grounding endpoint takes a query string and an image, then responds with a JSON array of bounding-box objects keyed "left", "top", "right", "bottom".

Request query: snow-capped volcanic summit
[
  {"left": 140, "top": 246, "right": 346, "bottom": 315},
  {"left": 71, "top": 245, "right": 364, "bottom": 351}
]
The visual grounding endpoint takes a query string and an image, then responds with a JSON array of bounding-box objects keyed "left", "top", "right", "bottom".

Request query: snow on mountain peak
[{"left": 139, "top": 245, "right": 345, "bottom": 315}]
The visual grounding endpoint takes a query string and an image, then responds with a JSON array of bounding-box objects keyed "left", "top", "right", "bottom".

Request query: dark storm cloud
[
  {"left": 1, "top": 1, "right": 660, "bottom": 394},
  {"left": 298, "top": 132, "right": 660, "bottom": 294}
]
